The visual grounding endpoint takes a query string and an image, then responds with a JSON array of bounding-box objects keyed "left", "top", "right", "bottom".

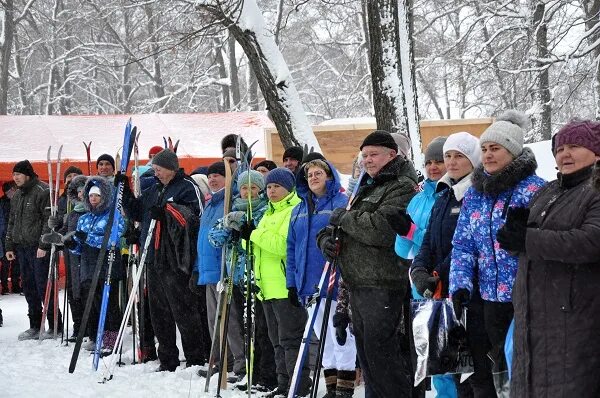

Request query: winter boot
[
  {"left": 323, "top": 368, "right": 338, "bottom": 397},
  {"left": 39, "top": 329, "right": 62, "bottom": 340},
  {"left": 18, "top": 328, "right": 40, "bottom": 341},
  {"left": 335, "top": 370, "right": 356, "bottom": 397},
  {"left": 141, "top": 346, "right": 158, "bottom": 363},
  {"left": 264, "top": 385, "right": 288, "bottom": 398}
]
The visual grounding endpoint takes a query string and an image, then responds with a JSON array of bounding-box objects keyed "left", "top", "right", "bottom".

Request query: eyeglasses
[{"left": 307, "top": 170, "right": 325, "bottom": 179}]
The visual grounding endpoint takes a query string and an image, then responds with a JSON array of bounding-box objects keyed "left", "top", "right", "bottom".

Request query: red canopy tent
[{"left": 0, "top": 112, "right": 272, "bottom": 184}]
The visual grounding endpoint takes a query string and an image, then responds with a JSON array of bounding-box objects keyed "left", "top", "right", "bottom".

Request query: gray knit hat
[
  {"left": 152, "top": 149, "right": 179, "bottom": 171},
  {"left": 237, "top": 170, "right": 265, "bottom": 191},
  {"left": 480, "top": 110, "right": 528, "bottom": 157},
  {"left": 424, "top": 136, "right": 447, "bottom": 163}
]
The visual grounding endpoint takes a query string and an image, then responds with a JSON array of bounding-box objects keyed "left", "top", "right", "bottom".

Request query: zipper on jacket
[{"left": 489, "top": 196, "right": 500, "bottom": 301}]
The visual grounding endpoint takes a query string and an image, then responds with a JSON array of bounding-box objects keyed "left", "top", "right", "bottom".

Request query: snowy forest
[{"left": 0, "top": 0, "right": 599, "bottom": 144}]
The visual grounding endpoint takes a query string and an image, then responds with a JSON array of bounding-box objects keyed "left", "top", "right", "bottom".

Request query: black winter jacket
[
  {"left": 6, "top": 177, "right": 50, "bottom": 251},
  {"left": 411, "top": 172, "right": 473, "bottom": 297},
  {"left": 512, "top": 165, "right": 600, "bottom": 397},
  {"left": 124, "top": 169, "right": 204, "bottom": 263}
]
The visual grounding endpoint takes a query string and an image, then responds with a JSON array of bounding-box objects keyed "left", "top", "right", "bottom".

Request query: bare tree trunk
[
  {"left": 213, "top": 34, "right": 230, "bottom": 111},
  {"left": 228, "top": 33, "right": 241, "bottom": 109},
  {"left": 144, "top": 4, "right": 167, "bottom": 112},
  {"left": 200, "top": 0, "right": 319, "bottom": 150},
  {"left": 366, "top": 0, "right": 408, "bottom": 134},
  {"left": 13, "top": 34, "right": 27, "bottom": 114},
  {"left": 0, "top": 0, "right": 15, "bottom": 115},
  {"left": 246, "top": 62, "right": 259, "bottom": 111},
  {"left": 529, "top": 2, "right": 551, "bottom": 141},
  {"left": 580, "top": 0, "right": 600, "bottom": 119}
]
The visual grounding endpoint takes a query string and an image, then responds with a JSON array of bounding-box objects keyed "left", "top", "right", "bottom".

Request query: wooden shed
[{"left": 266, "top": 118, "right": 494, "bottom": 174}]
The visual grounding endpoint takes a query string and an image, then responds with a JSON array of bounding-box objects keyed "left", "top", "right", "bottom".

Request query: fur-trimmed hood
[
  {"left": 472, "top": 147, "right": 538, "bottom": 196},
  {"left": 67, "top": 175, "right": 88, "bottom": 202},
  {"left": 83, "top": 176, "right": 113, "bottom": 214}
]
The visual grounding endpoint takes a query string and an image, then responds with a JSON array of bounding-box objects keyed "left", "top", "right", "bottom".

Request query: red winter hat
[
  {"left": 149, "top": 146, "right": 164, "bottom": 158},
  {"left": 554, "top": 120, "right": 600, "bottom": 156}
]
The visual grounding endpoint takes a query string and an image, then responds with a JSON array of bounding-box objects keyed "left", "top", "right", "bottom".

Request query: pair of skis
[
  {"left": 163, "top": 136, "right": 180, "bottom": 153},
  {"left": 39, "top": 146, "right": 64, "bottom": 341},
  {"left": 69, "top": 119, "right": 136, "bottom": 374}
]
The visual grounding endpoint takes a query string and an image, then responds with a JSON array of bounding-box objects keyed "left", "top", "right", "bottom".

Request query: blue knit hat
[{"left": 265, "top": 167, "right": 295, "bottom": 192}]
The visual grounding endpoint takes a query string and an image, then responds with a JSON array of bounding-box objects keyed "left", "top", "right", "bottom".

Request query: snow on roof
[{"left": 1, "top": 112, "right": 273, "bottom": 162}]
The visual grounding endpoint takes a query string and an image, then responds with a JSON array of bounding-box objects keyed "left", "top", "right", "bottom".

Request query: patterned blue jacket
[{"left": 449, "top": 148, "right": 545, "bottom": 302}]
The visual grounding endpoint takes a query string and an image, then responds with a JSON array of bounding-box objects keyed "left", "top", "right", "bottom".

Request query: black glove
[
  {"left": 239, "top": 221, "right": 256, "bottom": 241},
  {"left": 47, "top": 215, "right": 61, "bottom": 230},
  {"left": 497, "top": 224, "right": 527, "bottom": 253},
  {"left": 74, "top": 230, "right": 88, "bottom": 242},
  {"left": 317, "top": 228, "right": 337, "bottom": 263},
  {"left": 149, "top": 205, "right": 164, "bottom": 220},
  {"left": 114, "top": 172, "right": 132, "bottom": 197},
  {"left": 506, "top": 207, "right": 529, "bottom": 227},
  {"left": 452, "top": 288, "right": 470, "bottom": 320},
  {"left": 333, "top": 312, "right": 350, "bottom": 346},
  {"left": 188, "top": 271, "right": 201, "bottom": 296},
  {"left": 288, "top": 287, "right": 301, "bottom": 308},
  {"left": 388, "top": 209, "right": 412, "bottom": 236},
  {"left": 62, "top": 231, "right": 77, "bottom": 249},
  {"left": 124, "top": 227, "right": 141, "bottom": 246},
  {"left": 411, "top": 268, "right": 440, "bottom": 298},
  {"left": 328, "top": 208, "right": 346, "bottom": 227}
]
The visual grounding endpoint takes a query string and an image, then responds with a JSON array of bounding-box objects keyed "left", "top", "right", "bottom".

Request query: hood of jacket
[
  {"left": 83, "top": 176, "right": 113, "bottom": 214},
  {"left": 472, "top": 147, "right": 538, "bottom": 196},
  {"left": 67, "top": 175, "right": 88, "bottom": 202},
  {"left": 296, "top": 160, "right": 342, "bottom": 204},
  {"left": 437, "top": 172, "right": 474, "bottom": 202}
]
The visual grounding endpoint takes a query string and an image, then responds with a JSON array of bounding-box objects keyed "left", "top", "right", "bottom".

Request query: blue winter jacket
[
  {"left": 286, "top": 162, "right": 348, "bottom": 299},
  {"left": 195, "top": 189, "right": 225, "bottom": 285},
  {"left": 412, "top": 173, "right": 473, "bottom": 297},
  {"left": 449, "top": 148, "right": 545, "bottom": 302},
  {"left": 395, "top": 179, "right": 438, "bottom": 258}
]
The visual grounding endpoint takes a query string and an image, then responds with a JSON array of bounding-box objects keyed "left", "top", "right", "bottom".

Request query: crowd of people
[{"left": 1, "top": 111, "right": 600, "bottom": 398}]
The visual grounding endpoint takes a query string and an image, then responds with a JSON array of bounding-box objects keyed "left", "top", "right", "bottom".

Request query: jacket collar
[
  {"left": 359, "top": 156, "right": 418, "bottom": 187},
  {"left": 437, "top": 172, "right": 474, "bottom": 201},
  {"left": 557, "top": 165, "right": 593, "bottom": 189},
  {"left": 472, "top": 147, "right": 538, "bottom": 196},
  {"left": 269, "top": 191, "right": 298, "bottom": 212}
]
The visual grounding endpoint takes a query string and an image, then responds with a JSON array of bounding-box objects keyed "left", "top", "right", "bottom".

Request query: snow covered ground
[{"left": 0, "top": 293, "right": 371, "bottom": 398}]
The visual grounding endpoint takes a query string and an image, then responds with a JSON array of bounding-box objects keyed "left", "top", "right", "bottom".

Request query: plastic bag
[{"left": 411, "top": 299, "right": 474, "bottom": 386}]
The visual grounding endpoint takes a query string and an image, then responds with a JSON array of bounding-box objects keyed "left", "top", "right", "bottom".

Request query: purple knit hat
[{"left": 554, "top": 120, "right": 600, "bottom": 156}]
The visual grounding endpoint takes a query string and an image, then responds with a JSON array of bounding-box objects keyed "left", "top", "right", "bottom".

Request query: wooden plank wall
[{"left": 265, "top": 118, "right": 493, "bottom": 174}]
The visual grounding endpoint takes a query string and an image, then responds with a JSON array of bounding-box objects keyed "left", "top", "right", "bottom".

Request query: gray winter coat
[
  {"left": 335, "top": 156, "right": 418, "bottom": 290},
  {"left": 512, "top": 166, "right": 600, "bottom": 397},
  {"left": 5, "top": 177, "right": 50, "bottom": 251}
]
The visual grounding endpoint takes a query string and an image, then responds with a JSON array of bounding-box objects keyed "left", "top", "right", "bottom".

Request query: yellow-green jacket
[{"left": 250, "top": 191, "right": 301, "bottom": 300}]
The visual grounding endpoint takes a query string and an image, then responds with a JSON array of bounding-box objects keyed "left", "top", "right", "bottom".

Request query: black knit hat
[
  {"left": 63, "top": 165, "right": 83, "bottom": 181},
  {"left": 207, "top": 161, "right": 226, "bottom": 177},
  {"left": 301, "top": 152, "right": 326, "bottom": 164},
  {"left": 282, "top": 146, "right": 304, "bottom": 162},
  {"left": 253, "top": 160, "right": 277, "bottom": 172},
  {"left": 360, "top": 130, "right": 398, "bottom": 152},
  {"left": 152, "top": 149, "right": 179, "bottom": 171},
  {"left": 13, "top": 160, "right": 37, "bottom": 178},
  {"left": 96, "top": 154, "right": 115, "bottom": 170}
]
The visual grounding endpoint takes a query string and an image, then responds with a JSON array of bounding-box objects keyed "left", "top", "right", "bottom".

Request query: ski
[
  {"left": 93, "top": 125, "right": 136, "bottom": 370},
  {"left": 83, "top": 141, "right": 92, "bottom": 175},
  {"left": 68, "top": 119, "right": 135, "bottom": 374},
  {"left": 205, "top": 158, "right": 234, "bottom": 393},
  {"left": 40, "top": 145, "right": 63, "bottom": 341}
]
